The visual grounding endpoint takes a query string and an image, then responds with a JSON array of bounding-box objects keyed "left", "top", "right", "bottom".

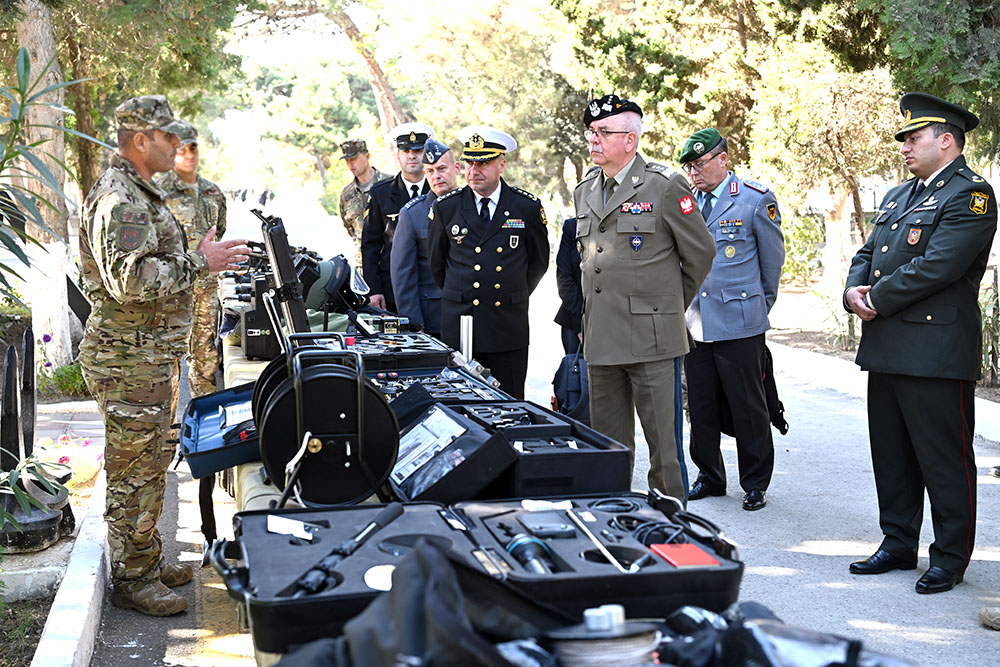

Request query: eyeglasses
[
  {"left": 584, "top": 128, "right": 631, "bottom": 141},
  {"left": 683, "top": 152, "right": 722, "bottom": 173}
]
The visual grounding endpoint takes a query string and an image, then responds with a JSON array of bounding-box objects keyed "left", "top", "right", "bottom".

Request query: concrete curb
[
  {"left": 30, "top": 469, "right": 108, "bottom": 667},
  {"left": 37, "top": 399, "right": 99, "bottom": 415}
]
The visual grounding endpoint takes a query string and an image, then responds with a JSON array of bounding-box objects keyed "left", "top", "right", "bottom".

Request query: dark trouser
[
  {"left": 588, "top": 357, "right": 687, "bottom": 500},
  {"left": 477, "top": 347, "right": 529, "bottom": 400},
  {"left": 867, "top": 372, "right": 977, "bottom": 573},
  {"left": 560, "top": 327, "right": 581, "bottom": 355},
  {"left": 685, "top": 334, "right": 774, "bottom": 492}
]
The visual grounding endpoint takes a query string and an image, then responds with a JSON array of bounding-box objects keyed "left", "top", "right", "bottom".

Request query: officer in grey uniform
[
  {"left": 574, "top": 95, "right": 715, "bottom": 500},
  {"left": 845, "top": 93, "right": 996, "bottom": 594},
  {"left": 680, "top": 128, "right": 785, "bottom": 511}
]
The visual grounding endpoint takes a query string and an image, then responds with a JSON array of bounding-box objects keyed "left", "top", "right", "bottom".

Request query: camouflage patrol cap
[
  {"left": 340, "top": 138, "right": 368, "bottom": 159},
  {"left": 175, "top": 121, "right": 198, "bottom": 146},
  {"left": 114, "top": 95, "right": 186, "bottom": 134}
]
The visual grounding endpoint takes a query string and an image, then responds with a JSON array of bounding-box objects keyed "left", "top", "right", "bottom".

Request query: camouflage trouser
[
  {"left": 188, "top": 281, "right": 220, "bottom": 398},
  {"left": 82, "top": 359, "right": 179, "bottom": 591}
]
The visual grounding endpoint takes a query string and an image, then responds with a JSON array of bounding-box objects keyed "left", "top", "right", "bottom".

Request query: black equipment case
[{"left": 210, "top": 492, "right": 743, "bottom": 653}]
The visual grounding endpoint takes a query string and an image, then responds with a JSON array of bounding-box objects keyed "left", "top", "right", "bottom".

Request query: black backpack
[{"left": 551, "top": 345, "right": 589, "bottom": 426}]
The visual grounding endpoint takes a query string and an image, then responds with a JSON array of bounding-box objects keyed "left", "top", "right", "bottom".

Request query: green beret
[{"left": 679, "top": 128, "right": 723, "bottom": 164}]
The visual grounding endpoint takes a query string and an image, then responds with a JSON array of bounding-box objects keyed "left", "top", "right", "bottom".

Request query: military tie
[
  {"left": 410, "top": 184, "right": 419, "bottom": 199},
  {"left": 701, "top": 193, "right": 714, "bottom": 220},
  {"left": 906, "top": 181, "right": 926, "bottom": 209},
  {"left": 603, "top": 176, "right": 617, "bottom": 206},
  {"left": 480, "top": 197, "right": 491, "bottom": 225}
]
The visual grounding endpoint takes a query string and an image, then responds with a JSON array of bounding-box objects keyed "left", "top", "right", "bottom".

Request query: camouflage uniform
[
  {"left": 339, "top": 167, "right": 388, "bottom": 247},
  {"left": 79, "top": 96, "right": 206, "bottom": 595},
  {"left": 156, "top": 168, "right": 227, "bottom": 398}
]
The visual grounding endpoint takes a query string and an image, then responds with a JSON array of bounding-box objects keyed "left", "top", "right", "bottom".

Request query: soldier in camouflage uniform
[
  {"left": 338, "top": 138, "right": 387, "bottom": 261},
  {"left": 79, "top": 95, "right": 248, "bottom": 616},
  {"left": 156, "top": 122, "right": 227, "bottom": 398}
]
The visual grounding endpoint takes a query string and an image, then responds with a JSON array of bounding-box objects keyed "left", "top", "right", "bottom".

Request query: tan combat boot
[
  {"left": 160, "top": 561, "right": 193, "bottom": 587},
  {"left": 111, "top": 581, "right": 188, "bottom": 616}
]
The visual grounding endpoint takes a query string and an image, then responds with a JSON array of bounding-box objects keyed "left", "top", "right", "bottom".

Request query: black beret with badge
[
  {"left": 678, "top": 128, "right": 724, "bottom": 164},
  {"left": 895, "top": 92, "right": 980, "bottom": 141},
  {"left": 582, "top": 94, "right": 643, "bottom": 126}
]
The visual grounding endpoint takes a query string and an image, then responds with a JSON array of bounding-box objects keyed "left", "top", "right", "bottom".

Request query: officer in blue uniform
[
  {"left": 845, "top": 93, "right": 996, "bottom": 594},
  {"left": 390, "top": 138, "right": 460, "bottom": 336},
  {"left": 428, "top": 126, "right": 549, "bottom": 399},
  {"left": 362, "top": 122, "right": 434, "bottom": 312},
  {"left": 680, "top": 129, "right": 785, "bottom": 511}
]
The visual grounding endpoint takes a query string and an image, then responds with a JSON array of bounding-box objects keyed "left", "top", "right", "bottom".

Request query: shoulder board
[
  {"left": 956, "top": 167, "right": 988, "bottom": 184},
  {"left": 575, "top": 168, "right": 601, "bottom": 189},
  {"left": 402, "top": 194, "right": 427, "bottom": 211},
  {"left": 645, "top": 162, "right": 668, "bottom": 173},
  {"left": 370, "top": 178, "right": 394, "bottom": 193},
  {"left": 510, "top": 186, "right": 539, "bottom": 202},
  {"left": 435, "top": 188, "right": 462, "bottom": 203},
  {"left": 204, "top": 186, "right": 222, "bottom": 196},
  {"left": 743, "top": 179, "right": 769, "bottom": 194}
]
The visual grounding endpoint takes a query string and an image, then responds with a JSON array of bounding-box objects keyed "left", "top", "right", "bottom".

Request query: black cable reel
[{"left": 253, "top": 333, "right": 399, "bottom": 506}]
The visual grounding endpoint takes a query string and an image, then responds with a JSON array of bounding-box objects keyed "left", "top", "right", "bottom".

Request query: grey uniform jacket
[
  {"left": 574, "top": 155, "right": 715, "bottom": 365},
  {"left": 685, "top": 172, "right": 785, "bottom": 342}
]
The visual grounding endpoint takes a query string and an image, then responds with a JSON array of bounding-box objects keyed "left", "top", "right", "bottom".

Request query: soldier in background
[
  {"left": 363, "top": 123, "right": 434, "bottom": 311},
  {"left": 78, "top": 96, "right": 248, "bottom": 616},
  {"left": 156, "top": 122, "right": 227, "bottom": 399},
  {"left": 338, "top": 138, "right": 388, "bottom": 261}
]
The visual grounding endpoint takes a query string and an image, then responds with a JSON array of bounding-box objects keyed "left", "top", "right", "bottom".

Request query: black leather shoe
[
  {"left": 742, "top": 489, "right": 766, "bottom": 511},
  {"left": 915, "top": 566, "right": 963, "bottom": 594},
  {"left": 991, "top": 465, "right": 1000, "bottom": 479},
  {"left": 689, "top": 480, "right": 726, "bottom": 500},
  {"left": 849, "top": 549, "right": 917, "bottom": 575}
]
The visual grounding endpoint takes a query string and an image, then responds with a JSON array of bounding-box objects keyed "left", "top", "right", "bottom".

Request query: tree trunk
[
  {"left": 17, "top": 0, "right": 73, "bottom": 369},
  {"left": 329, "top": 8, "right": 410, "bottom": 166},
  {"left": 65, "top": 24, "right": 100, "bottom": 198}
]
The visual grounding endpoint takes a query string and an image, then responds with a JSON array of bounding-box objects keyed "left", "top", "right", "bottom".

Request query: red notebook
[{"left": 650, "top": 543, "right": 721, "bottom": 568}]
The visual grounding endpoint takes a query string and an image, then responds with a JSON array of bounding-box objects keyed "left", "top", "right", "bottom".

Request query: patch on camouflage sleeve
[
  {"left": 112, "top": 204, "right": 149, "bottom": 225},
  {"left": 117, "top": 224, "right": 148, "bottom": 251}
]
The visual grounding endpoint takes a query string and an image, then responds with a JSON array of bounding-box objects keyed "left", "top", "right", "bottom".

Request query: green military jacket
[
  {"left": 574, "top": 154, "right": 715, "bottom": 365},
  {"left": 79, "top": 156, "right": 208, "bottom": 367},
  {"left": 156, "top": 170, "right": 227, "bottom": 290},
  {"left": 846, "top": 155, "right": 998, "bottom": 380}
]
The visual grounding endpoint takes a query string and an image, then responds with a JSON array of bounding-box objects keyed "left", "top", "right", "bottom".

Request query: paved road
[{"left": 87, "top": 244, "right": 1000, "bottom": 665}]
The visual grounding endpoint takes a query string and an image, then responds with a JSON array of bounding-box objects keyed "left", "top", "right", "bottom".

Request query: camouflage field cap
[
  {"left": 114, "top": 95, "right": 186, "bottom": 134},
  {"left": 175, "top": 121, "right": 198, "bottom": 146},
  {"left": 340, "top": 138, "right": 368, "bottom": 159}
]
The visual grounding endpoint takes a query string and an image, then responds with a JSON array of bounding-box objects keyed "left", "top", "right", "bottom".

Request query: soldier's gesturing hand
[{"left": 198, "top": 225, "right": 249, "bottom": 272}]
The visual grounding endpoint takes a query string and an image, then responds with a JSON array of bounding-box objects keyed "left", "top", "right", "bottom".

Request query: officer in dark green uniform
[{"left": 845, "top": 93, "right": 997, "bottom": 594}]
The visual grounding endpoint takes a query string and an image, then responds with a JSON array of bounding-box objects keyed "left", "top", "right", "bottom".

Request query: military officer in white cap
[
  {"left": 362, "top": 121, "right": 434, "bottom": 312},
  {"left": 428, "top": 125, "right": 549, "bottom": 399}
]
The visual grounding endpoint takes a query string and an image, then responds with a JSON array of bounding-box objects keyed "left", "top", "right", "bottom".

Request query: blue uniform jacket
[
  {"left": 390, "top": 193, "right": 443, "bottom": 334},
  {"left": 685, "top": 172, "right": 785, "bottom": 342}
]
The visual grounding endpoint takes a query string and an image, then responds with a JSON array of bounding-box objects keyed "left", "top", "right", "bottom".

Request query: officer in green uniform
[
  {"left": 339, "top": 138, "right": 388, "bottom": 258},
  {"left": 79, "top": 96, "right": 248, "bottom": 616},
  {"left": 156, "top": 122, "right": 227, "bottom": 398},
  {"left": 845, "top": 93, "right": 997, "bottom": 594},
  {"left": 574, "top": 95, "right": 715, "bottom": 500}
]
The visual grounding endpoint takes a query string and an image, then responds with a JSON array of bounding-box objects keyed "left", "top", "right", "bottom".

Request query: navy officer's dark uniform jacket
[
  {"left": 362, "top": 173, "right": 429, "bottom": 310},
  {"left": 390, "top": 193, "right": 443, "bottom": 335},
  {"left": 846, "top": 155, "right": 996, "bottom": 380},
  {"left": 845, "top": 154, "right": 997, "bottom": 573},
  {"left": 427, "top": 179, "right": 549, "bottom": 353}
]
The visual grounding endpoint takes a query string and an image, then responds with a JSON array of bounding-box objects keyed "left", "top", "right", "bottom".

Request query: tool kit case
[
  {"left": 180, "top": 382, "right": 259, "bottom": 478},
  {"left": 210, "top": 492, "right": 743, "bottom": 653}
]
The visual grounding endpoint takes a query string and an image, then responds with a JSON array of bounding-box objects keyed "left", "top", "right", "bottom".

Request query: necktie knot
[
  {"left": 480, "top": 197, "right": 490, "bottom": 223},
  {"left": 411, "top": 184, "right": 419, "bottom": 198}
]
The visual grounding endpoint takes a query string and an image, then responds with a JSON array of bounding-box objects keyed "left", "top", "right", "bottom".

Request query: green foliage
[
  {"left": 782, "top": 210, "right": 824, "bottom": 283},
  {"left": 37, "top": 361, "right": 87, "bottom": 397},
  {"left": 813, "top": 288, "right": 857, "bottom": 352},
  {"left": 980, "top": 279, "right": 1000, "bottom": 386},
  {"left": 0, "top": 47, "right": 108, "bottom": 302}
]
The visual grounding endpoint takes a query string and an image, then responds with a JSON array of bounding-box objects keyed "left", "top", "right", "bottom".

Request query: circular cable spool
[
  {"left": 257, "top": 361, "right": 398, "bottom": 505},
  {"left": 251, "top": 338, "right": 344, "bottom": 425}
]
